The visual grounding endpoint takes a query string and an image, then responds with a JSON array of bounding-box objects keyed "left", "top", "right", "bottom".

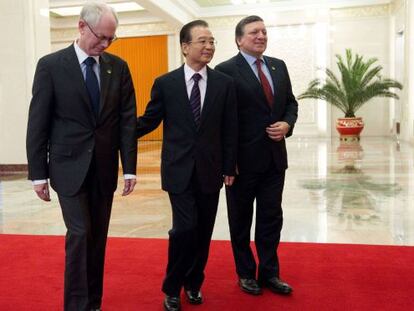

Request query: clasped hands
[{"left": 266, "top": 121, "right": 290, "bottom": 141}]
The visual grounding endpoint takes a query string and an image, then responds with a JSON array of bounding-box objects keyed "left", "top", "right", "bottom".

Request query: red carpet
[{"left": 1, "top": 234, "right": 413, "bottom": 310}]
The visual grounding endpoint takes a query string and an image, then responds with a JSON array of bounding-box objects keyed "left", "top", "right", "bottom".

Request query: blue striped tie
[
  {"left": 84, "top": 57, "right": 100, "bottom": 117},
  {"left": 189, "top": 73, "right": 201, "bottom": 127}
]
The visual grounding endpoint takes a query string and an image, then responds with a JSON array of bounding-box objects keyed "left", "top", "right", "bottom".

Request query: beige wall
[
  {"left": 330, "top": 5, "right": 391, "bottom": 137},
  {"left": 0, "top": 0, "right": 50, "bottom": 164},
  {"left": 2, "top": 1, "right": 414, "bottom": 165}
]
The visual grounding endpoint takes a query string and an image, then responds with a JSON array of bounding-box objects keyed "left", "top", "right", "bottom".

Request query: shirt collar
[
  {"left": 184, "top": 63, "right": 207, "bottom": 83},
  {"left": 74, "top": 40, "right": 100, "bottom": 65},
  {"left": 240, "top": 50, "right": 264, "bottom": 67}
]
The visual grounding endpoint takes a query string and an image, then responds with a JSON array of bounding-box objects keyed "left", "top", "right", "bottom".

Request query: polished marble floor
[{"left": 1, "top": 137, "right": 413, "bottom": 246}]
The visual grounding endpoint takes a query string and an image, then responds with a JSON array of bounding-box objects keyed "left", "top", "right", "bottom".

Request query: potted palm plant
[{"left": 298, "top": 49, "right": 403, "bottom": 140}]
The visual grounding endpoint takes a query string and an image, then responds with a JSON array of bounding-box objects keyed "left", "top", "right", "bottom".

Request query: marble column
[{"left": 0, "top": 0, "right": 50, "bottom": 165}]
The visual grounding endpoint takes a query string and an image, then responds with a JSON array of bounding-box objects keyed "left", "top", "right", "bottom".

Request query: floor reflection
[
  {"left": 299, "top": 140, "right": 402, "bottom": 224},
  {"left": 1, "top": 137, "right": 414, "bottom": 246},
  {"left": 283, "top": 137, "right": 414, "bottom": 245}
]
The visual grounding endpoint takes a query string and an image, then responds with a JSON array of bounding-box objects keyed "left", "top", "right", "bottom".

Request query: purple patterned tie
[{"left": 189, "top": 73, "right": 202, "bottom": 127}]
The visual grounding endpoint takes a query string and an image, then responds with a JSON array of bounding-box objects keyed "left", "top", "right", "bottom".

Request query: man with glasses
[
  {"left": 137, "top": 20, "right": 237, "bottom": 311},
  {"left": 216, "top": 15, "right": 298, "bottom": 297},
  {"left": 26, "top": 2, "right": 137, "bottom": 310}
]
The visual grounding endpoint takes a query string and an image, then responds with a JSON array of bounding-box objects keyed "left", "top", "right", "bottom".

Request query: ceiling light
[
  {"left": 111, "top": 2, "right": 143, "bottom": 13},
  {"left": 50, "top": 2, "right": 144, "bottom": 17},
  {"left": 50, "top": 6, "right": 82, "bottom": 16},
  {"left": 231, "top": 0, "right": 272, "bottom": 4}
]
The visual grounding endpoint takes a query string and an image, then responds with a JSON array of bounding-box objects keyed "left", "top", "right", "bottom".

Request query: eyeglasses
[
  {"left": 188, "top": 39, "right": 217, "bottom": 47},
  {"left": 85, "top": 21, "right": 117, "bottom": 44}
]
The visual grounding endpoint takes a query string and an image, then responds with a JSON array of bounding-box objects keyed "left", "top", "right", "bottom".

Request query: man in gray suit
[
  {"left": 26, "top": 2, "right": 137, "bottom": 310},
  {"left": 137, "top": 20, "right": 237, "bottom": 311}
]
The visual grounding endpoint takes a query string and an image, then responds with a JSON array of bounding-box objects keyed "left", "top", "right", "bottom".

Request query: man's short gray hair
[{"left": 80, "top": 1, "right": 119, "bottom": 27}]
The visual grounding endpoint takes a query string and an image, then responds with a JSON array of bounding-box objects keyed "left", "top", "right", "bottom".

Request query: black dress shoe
[
  {"left": 164, "top": 295, "right": 181, "bottom": 311},
  {"left": 185, "top": 290, "right": 203, "bottom": 304},
  {"left": 238, "top": 278, "right": 262, "bottom": 295},
  {"left": 259, "top": 277, "right": 292, "bottom": 295}
]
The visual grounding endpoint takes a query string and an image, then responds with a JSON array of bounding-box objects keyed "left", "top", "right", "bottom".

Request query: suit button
[{"left": 88, "top": 149, "right": 92, "bottom": 153}]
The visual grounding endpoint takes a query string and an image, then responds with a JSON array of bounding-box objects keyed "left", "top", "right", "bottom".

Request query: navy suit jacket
[
  {"left": 215, "top": 53, "right": 298, "bottom": 173},
  {"left": 137, "top": 65, "right": 237, "bottom": 194}
]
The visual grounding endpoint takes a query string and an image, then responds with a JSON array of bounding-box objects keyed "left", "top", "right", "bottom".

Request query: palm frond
[
  {"left": 360, "top": 65, "right": 382, "bottom": 88},
  {"left": 325, "top": 68, "right": 341, "bottom": 89}
]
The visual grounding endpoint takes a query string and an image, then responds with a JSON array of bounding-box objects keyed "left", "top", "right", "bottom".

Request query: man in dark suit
[
  {"left": 26, "top": 2, "right": 137, "bottom": 310},
  {"left": 137, "top": 20, "right": 237, "bottom": 311},
  {"left": 215, "top": 15, "right": 298, "bottom": 296}
]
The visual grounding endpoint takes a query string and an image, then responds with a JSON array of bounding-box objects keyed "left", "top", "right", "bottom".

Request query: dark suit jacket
[
  {"left": 215, "top": 53, "right": 298, "bottom": 173},
  {"left": 137, "top": 65, "right": 237, "bottom": 194},
  {"left": 26, "top": 44, "right": 137, "bottom": 196}
]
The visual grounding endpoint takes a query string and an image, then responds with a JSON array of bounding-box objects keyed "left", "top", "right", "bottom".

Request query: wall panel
[{"left": 107, "top": 35, "right": 168, "bottom": 140}]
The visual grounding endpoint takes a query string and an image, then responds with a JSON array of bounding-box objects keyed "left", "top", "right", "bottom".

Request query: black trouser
[
  {"left": 226, "top": 163, "right": 285, "bottom": 281},
  {"left": 58, "top": 160, "right": 114, "bottom": 311},
  {"left": 162, "top": 173, "right": 219, "bottom": 297}
]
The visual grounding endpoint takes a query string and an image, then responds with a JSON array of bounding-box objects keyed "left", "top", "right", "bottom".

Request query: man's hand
[
  {"left": 266, "top": 121, "right": 290, "bottom": 141},
  {"left": 224, "top": 175, "right": 235, "bottom": 186},
  {"left": 34, "top": 182, "right": 51, "bottom": 201},
  {"left": 122, "top": 178, "right": 136, "bottom": 196}
]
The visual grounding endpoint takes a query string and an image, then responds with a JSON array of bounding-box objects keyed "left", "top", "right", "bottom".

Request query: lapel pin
[
  {"left": 107, "top": 69, "right": 112, "bottom": 74},
  {"left": 271, "top": 66, "right": 276, "bottom": 71}
]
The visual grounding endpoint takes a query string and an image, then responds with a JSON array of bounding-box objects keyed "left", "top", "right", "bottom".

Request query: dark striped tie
[
  {"left": 84, "top": 57, "right": 100, "bottom": 117},
  {"left": 189, "top": 73, "right": 202, "bottom": 127}
]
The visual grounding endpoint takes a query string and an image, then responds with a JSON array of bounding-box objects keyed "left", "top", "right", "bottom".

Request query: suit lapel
[
  {"left": 236, "top": 53, "right": 270, "bottom": 112},
  {"left": 199, "top": 67, "right": 217, "bottom": 130},
  {"left": 99, "top": 53, "right": 113, "bottom": 115},
  {"left": 62, "top": 45, "right": 92, "bottom": 111},
  {"left": 62, "top": 45, "right": 96, "bottom": 124},
  {"left": 236, "top": 53, "right": 261, "bottom": 89},
  {"left": 172, "top": 66, "right": 198, "bottom": 128},
  {"left": 264, "top": 56, "right": 280, "bottom": 109}
]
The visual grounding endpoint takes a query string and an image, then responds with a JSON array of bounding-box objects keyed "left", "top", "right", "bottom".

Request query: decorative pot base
[
  {"left": 336, "top": 117, "right": 364, "bottom": 140},
  {"left": 340, "top": 135, "right": 360, "bottom": 142}
]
